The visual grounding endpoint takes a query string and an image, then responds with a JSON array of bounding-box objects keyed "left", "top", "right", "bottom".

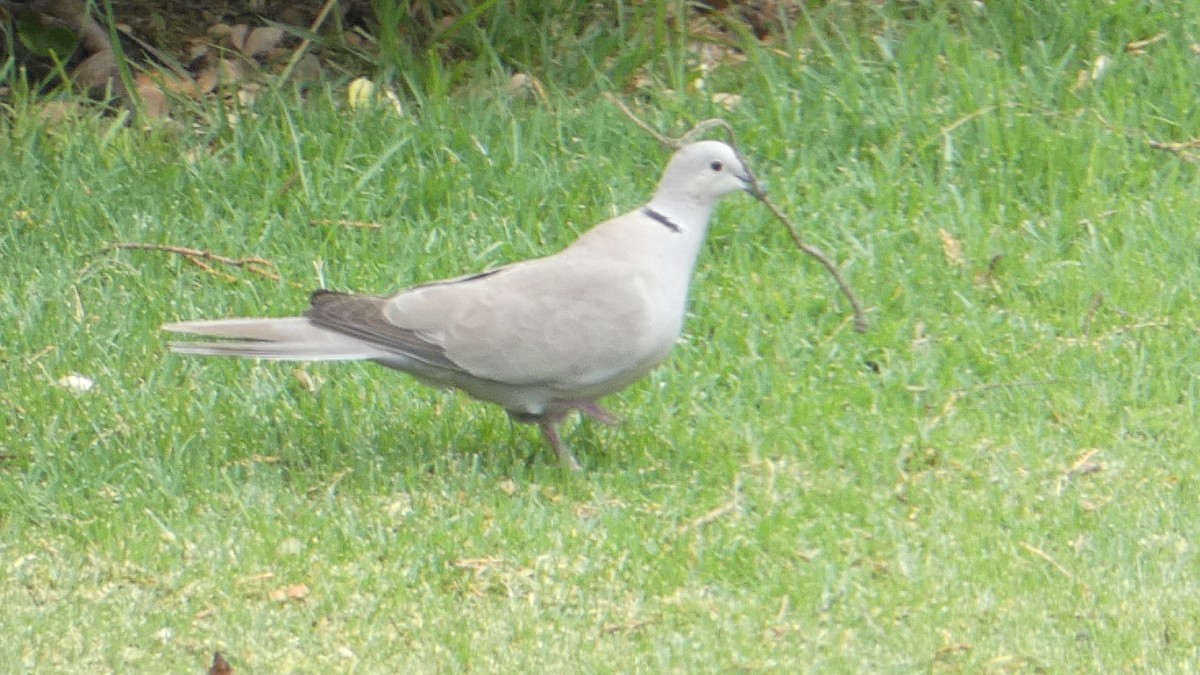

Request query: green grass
[{"left": 4, "top": 1, "right": 1200, "bottom": 671}]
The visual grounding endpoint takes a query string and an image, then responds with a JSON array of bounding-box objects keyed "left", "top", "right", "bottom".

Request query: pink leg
[{"left": 538, "top": 417, "right": 582, "bottom": 471}]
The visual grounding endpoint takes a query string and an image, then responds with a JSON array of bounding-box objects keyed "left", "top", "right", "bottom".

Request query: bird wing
[{"left": 304, "top": 251, "right": 670, "bottom": 389}]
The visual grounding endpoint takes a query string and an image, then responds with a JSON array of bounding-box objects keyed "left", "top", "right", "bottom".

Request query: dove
[{"left": 164, "top": 140, "right": 753, "bottom": 470}]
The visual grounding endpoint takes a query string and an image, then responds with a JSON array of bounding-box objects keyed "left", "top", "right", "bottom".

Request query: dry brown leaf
[
  {"left": 195, "top": 67, "right": 219, "bottom": 95},
  {"left": 243, "top": 26, "right": 284, "bottom": 58},
  {"left": 343, "top": 29, "right": 367, "bottom": 49},
  {"left": 938, "top": 228, "right": 965, "bottom": 267},
  {"left": 711, "top": 92, "right": 742, "bottom": 111},
  {"left": 237, "top": 84, "right": 260, "bottom": 106},
  {"left": 219, "top": 59, "right": 245, "bottom": 86},
  {"left": 507, "top": 73, "right": 548, "bottom": 106},
  {"left": 286, "top": 54, "right": 323, "bottom": 83},
  {"left": 34, "top": 101, "right": 85, "bottom": 123},
  {"left": 228, "top": 24, "right": 250, "bottom": 52},
  {"left": 185, "top": 39, "right": 209, "bottom": 63},
  {"left": 137, "top": 70, "right": 198, "bottom": 98},
  {"left": 135, "top": 83, "right": 168, "bottom": 118},
  {"left": 269, "top": 583, "right": 310, "bottom": 602},
  {"left": 71, "top": 51, "right": 121, "bottom": 95},
  {"left": 207, "top": 23, "right": 234, "bottom": 46}
]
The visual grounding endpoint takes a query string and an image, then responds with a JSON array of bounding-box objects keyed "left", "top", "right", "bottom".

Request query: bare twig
[
  {"left": 607, "top": 95, "right": 675, "bottom": 148},
  {"left": 1149, "top": 139, "right": 1200, "bottom": 162},
  {"left": 1020, "top": 542, "right": 1074, "bottom": 581},
  {"left": 758, "top": 196, "right": 869, "bottom": 333},
  {"left": 681, "top": 474, "right": 742, "bottom": 532},
  {"left": 1054, "top": 447, "right": 1103, "bottom": 495},
  {"left": 609, "top": 96, "right": 869, "bottom": 332},
  {"left": 310, "top": 218, "right": 383, "bottom": 230},
  {"left": 1125, "top": 33, "right": 1167, "bottom": 53},
  {"left": 101, "top": 242, "right": 278, "bottom": 281},
  {"left": 684, "top": 499, "right": 739, "bottom": 531}
]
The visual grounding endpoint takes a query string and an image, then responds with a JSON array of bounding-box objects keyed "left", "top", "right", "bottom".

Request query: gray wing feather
[{"left": 304, "top": 290, "right": 460, "bottom": 370}]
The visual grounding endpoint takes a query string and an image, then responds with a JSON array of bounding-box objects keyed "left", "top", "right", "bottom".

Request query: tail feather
[{"left": 163, "top": 317, "right": 386, "bottom": 361}]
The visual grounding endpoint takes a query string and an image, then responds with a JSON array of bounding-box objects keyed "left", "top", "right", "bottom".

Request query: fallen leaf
[
  {"left": 194, "top": 66, "right": 219, "bottom": 94},
  {"left": 243, "top": 26, "right": 284, "bottom": 58},
  {"left": 184, "top": 38, "right": 209, "bottom": 63},
  {"left": 208, "top": 23, "right": 233, "bottom": 40},
  {"left": 343, "top": 29, "right": 367, "bottom": 49},
  {"left": 228, "top": 24, "right": 249, "bottom": 53},
  {"left": 285, "top": 54, "right": 323, "bottom": 83},
  {"left": 33, "top": 101, "right": 84, "bottom": 123},
  {"left": 938, "top": 228, "right": 965, "bottom": 267},
  {"left": 135, "top": 83, "right": 168, "bottom": 118},
  {"left": 507, "top": 73, "right": 547, "bottom": 106},
  {"left": 711, "top": 92, "right": 742, "bottom": 111},
  {"left": 237, "top": 83, "right": 260, "bottom": 106},
  {"left": 138, "top": 70, "right": 200, "bottom": 98},
  {"left": 218, "top": 59, "right": 245, "bottom": 86},
  {"left": 269, "top": 583, "right": 310, "bottom": 602}
]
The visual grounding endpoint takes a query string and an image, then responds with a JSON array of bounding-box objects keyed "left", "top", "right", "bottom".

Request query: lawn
[{"left": 3, "top": 1, "right": 1200, "bottom": 671}]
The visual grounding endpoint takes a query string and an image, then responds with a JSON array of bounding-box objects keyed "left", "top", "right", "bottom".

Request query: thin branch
[
  {"left": 1020, "top": 542, "right": 1074, "bottom": 581},
  {"left": 1149, "top": 139, "right": 1200, "bottom": 162},
  {"left": 606, "top": 95, "right": 675, "bottom": 149},
  {"left": 310, "top": 218, "right": 383, "bottom": 230},
  {"left": 101, "top": 242, "right": 278, "bottom": 280},
  {"left": 609, "top": 96, "right": 868, "bottom": 332},
  {"left": 681, "top": 474, "right": 742, "bottom": 532},
  {"left": 758, "top": 195, "right": 869, "bottom": 333}
]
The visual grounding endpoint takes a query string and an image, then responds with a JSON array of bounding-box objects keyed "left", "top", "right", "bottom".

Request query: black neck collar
[{"left": 642, "top": 207, "right": 681, "bottom": 233}]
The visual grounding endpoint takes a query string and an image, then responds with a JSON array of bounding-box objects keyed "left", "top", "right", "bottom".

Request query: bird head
[{"left": 654, "top": 140, "right": 755, "bottom": 208}]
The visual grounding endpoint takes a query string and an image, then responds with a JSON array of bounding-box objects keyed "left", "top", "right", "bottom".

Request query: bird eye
[{"left": 710, "top": 161, "right": 723, "bottom": 172}]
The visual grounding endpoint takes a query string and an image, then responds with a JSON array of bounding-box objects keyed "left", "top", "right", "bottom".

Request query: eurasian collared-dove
[{"left": 164, "top": 140, "right": 752, "bottom": 470}]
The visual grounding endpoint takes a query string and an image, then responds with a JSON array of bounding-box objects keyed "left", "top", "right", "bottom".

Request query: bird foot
[{"left": 570, "top": 400, "right": 619, "bottom": 426}]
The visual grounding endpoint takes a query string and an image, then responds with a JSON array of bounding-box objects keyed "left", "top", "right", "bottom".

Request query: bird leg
[
  {"left": 513, "top": 401, "right": 615, "bottom": 470},
  {"left": 538, "top": 417, "right": 582, "bottom": 471}
]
